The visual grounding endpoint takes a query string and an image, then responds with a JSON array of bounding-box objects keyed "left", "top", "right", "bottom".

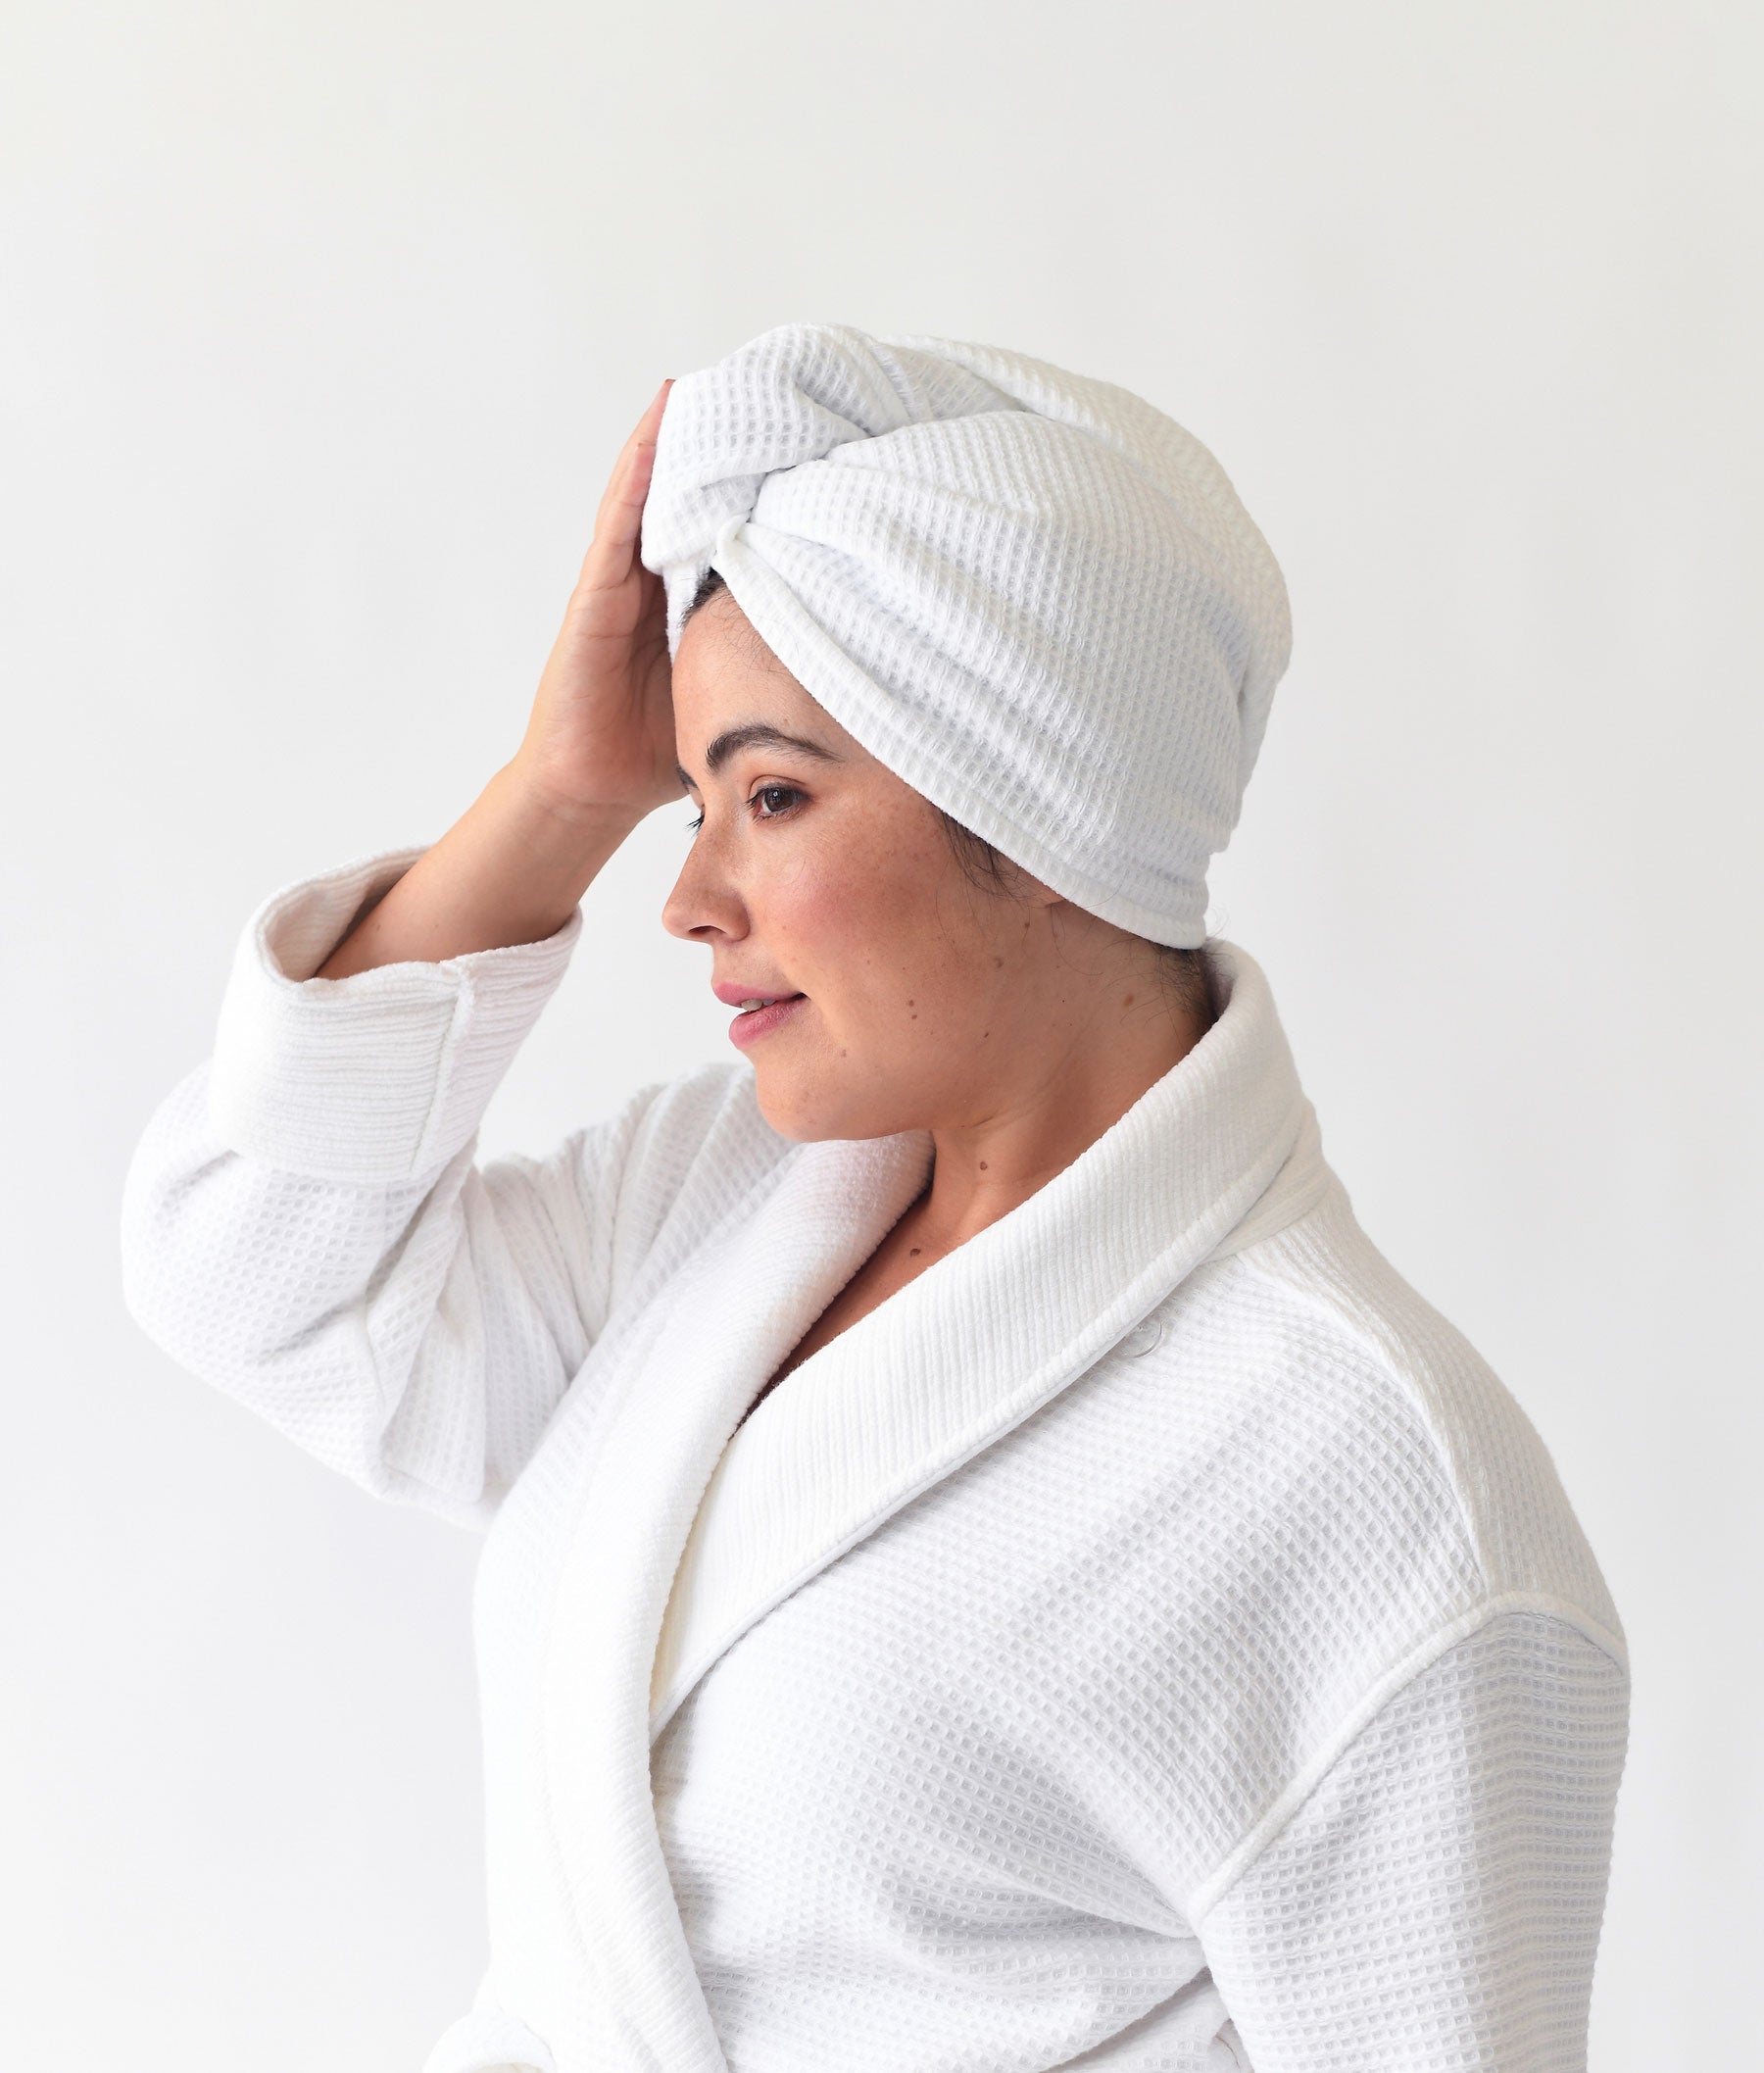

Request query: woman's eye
[{"left": 683, "top": 784, "right": 802, "bottom": 836}]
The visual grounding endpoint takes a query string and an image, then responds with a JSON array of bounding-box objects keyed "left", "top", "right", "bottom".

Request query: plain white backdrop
[{"left": 4, "top": 2, "right": 1757, "bottom": 2065}]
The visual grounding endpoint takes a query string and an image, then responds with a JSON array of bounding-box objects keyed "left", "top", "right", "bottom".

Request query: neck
[{"left": 903, "top": 985, "right": 1211, "bottom": 1259}]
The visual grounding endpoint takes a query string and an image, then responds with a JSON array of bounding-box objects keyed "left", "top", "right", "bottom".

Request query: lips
[
  {"left": 712, "top": 977, "right": 806, "bottom": 1009},
  {"left": 724, "top": 990, "right": 808, "bottom": 1052}
]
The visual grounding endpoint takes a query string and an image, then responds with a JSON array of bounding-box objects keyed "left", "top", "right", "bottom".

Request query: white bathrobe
[{"left": 120, "top": 843, "right": 1630, "bottom": 2073}]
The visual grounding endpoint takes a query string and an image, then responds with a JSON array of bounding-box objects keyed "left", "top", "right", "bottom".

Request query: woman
[{"left": 120, "top": 325, "right": 1629, "bottom": 2073}]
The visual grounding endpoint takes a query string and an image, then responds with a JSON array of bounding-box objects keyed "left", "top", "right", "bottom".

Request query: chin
[
  {"left": 751, "top": 1075, "right": 836, "bottom": 1146},
  {"left": 751, "top": 1061, "right": 894, "bottom": 1147}
]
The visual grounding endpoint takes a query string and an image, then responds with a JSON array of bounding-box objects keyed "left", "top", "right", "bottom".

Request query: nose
[{"left": 661, "top": 820, "right": 748, "bottom": 945}]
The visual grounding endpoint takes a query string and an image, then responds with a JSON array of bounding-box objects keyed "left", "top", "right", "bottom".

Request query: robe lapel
[
  {"left": 538, "top": 937, "right": 1316, "bottom": 2073},
  {"left": 538, "top": 1111, "right": 933, "bottom": 2072}
]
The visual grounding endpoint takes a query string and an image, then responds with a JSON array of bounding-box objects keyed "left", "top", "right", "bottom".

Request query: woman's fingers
[{"left": 577, "top": 379, "right": 673, "bottom": 598}]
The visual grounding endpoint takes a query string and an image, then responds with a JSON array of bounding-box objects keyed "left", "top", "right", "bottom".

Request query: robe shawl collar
[{"left": 536, "top": 937, "right": 1327, "bottom": 2073}]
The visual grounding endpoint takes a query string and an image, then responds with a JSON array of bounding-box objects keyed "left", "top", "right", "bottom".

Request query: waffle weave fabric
[
  {"left": 638, "top": 323, "right": 1293, "bottom": 950},
  {"left": 120, "top": 844, "right": 1630, "bottom": 2073}
]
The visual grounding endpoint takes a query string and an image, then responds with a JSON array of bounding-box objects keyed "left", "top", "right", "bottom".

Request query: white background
[{"left": 4, "top": 2, "right": 1757, "bottom": 2065}]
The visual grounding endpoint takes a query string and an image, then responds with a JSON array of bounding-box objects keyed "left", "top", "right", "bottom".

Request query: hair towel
[{"left": 639, "top": 322, "right": 1292, "bottom": 949}]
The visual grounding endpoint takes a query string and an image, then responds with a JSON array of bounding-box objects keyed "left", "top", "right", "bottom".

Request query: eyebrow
[{"left": 675, "top": 723, "right": 844, "bottom": 792}]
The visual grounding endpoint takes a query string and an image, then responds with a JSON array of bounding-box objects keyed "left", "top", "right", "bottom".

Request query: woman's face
[{"left": 662, "top": 586, "right": 1067, "bottom": 1144}]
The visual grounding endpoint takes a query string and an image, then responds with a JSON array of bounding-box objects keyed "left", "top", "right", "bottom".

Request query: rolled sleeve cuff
[{"left": 207, "top": 841, "right": 584, "bottom": 1185}]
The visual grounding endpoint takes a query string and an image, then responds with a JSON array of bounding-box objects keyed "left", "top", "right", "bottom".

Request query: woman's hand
[
  {"left": 514, "top": 377, "right": 682, "bottom": 822},
  {"left": 312, "top": 381, "right": 682, "bottom": 978}
]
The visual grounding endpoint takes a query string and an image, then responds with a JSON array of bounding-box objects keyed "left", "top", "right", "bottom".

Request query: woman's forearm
[{"left": 314, "top": 758, "right": 645, "bottom": 978}]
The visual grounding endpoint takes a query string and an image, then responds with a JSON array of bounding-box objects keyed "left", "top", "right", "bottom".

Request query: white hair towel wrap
[{"left": 639, "top": 323, "right": 1293, "bottom": 949}]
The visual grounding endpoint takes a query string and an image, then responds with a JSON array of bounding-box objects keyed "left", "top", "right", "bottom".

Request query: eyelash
[{"left": 684, "top": 783, "right": 803, "bottom": 834}]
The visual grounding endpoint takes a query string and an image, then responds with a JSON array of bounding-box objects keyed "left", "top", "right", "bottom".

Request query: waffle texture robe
[{"left": 120, "top": 844, "right": 1630, "bottom": 2073}]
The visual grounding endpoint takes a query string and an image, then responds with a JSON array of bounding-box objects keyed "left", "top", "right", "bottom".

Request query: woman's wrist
[{"left": 503, "top": 752, "right": 656, "bottom": 839}]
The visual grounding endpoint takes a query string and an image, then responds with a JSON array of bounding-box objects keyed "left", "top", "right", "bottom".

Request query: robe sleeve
[
  {"left": 119, "top": 842, "right": 703, "bottom": 1527},
  {"left": 1194, "top": 1605, "right": 1631, "bottom": 2073}
]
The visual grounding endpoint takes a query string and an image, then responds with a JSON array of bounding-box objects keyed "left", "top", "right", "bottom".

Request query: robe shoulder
[
  {"left": 1008, "top": 1175, "right": 1630, "bottom": 1923},
  {"left": 1205, "top": 1176, "right": 1627, "bottom": 1665}
]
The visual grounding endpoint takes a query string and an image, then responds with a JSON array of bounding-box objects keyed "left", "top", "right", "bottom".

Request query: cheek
[
  {"left": 764, "top": 823, "right": 982, "bottom": 1017},
  {"left": 759, "top": 816, "right": 953, "bottom": 995}
]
